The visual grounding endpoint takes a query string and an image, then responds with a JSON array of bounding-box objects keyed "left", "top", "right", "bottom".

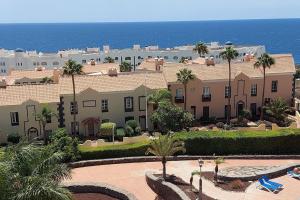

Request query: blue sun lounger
[
  {"left": 257, "top": 177, "right": 281, "bottom": 192},
  {"left": 262, "top": 176, "right": 283, "bottom": 188},
  {"left": 287, "top": 171, "right": 300, "bottom": 179}
]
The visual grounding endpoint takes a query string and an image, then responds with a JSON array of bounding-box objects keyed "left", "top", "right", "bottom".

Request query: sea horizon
[{"left": 0, "top": 18, "right": 299, "bottom": 63}]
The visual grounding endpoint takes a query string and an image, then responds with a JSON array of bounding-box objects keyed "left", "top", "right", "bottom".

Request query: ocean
[{"left": 0, "top": 19, "right": 299, "bottom": 63}]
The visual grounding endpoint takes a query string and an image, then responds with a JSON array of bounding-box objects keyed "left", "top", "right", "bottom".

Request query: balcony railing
[
  {"left": 174, "top": 96, "right": 184, "bottom": 103},
  {"left": 202, "top": 94, "right": 211, "bottom": 102}
]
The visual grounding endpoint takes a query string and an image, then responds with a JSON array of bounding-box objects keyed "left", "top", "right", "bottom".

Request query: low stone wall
[
  {"left": 145, "top": 172, "right": 190, "bottom": 200},
  {"left": 64, "top": 182, "right": 138, "bottom": 200},
  {"left": 238, "top": 124, "right": 266, "bottom": 131},
  {"left": 272, "top": 122, "right": 297, "bottom": 130},
  {"left": 218, "top": 163, "right": 300, "bottom": 182},
  {"left": 70, "top": 155, "right": 300, "bottom": 168}
]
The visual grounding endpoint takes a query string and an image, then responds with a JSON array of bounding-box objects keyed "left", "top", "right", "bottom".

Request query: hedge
[
  {"left": 79, "top": 141, "right": 149, "bottom": 160},
  {"left": 99, "top": 122, "right": 116, "bottom": 137},
  {"left": 79, "top": 129, "right": 300, "bottom": 160}
]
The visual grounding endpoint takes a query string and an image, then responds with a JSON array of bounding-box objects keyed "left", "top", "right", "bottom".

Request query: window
[
  {"left": 71, "top": 122, "right": 79, "bottom": 135},
  {"left": 271, "top": 81, "right": 278, "bottom": 92},
  {"left": 125, "top": 57, "right": 131, "bottom": 61},
  {"left": 82, "top": 60, "right": 87, "bottom": 64},
  {"left": 53, "top": 61, "right": 59, "bottom": 66},
  {"left": 124, "top": 97, "right": 134, "bottom": 112},
  {"left": 46, "top": 115, "right": 51, "bottom": 123},
  {"left": 125, "top": 116, "right": 134, "bottom": 123},
  {"left": 164, "top": 56, "right": 169, "bottom": 60},
  {"left": 139, "top": 96, "right": 146, "bottom": 111},
  {"left": 70, "top": 101, "right": 78, "bottom": 114},
  {"left": 173, "top": 56, "right": 178, "bottom": 60},
  {"left": 41, "top": 62, "right": 47, "bottom": 66},
  {"left": 102, "top": 119, "right": 110, "bottom": 123},
  {"left": 251, "top": 84, "right": 257, "bottom": 96},
  {"left": 225, "top": 86, "right": 231, "bottom": 98},
  {"left": 31, "top": 82, "right": 36, "bottom": 84},
  {"left": 83, "top": 100, "right": 96, "bottom": 107},
  {"left": 176, "top": 88, "right": 183, "bottom": 97},
  {"left": 203, "top": 87, "right": 211, "bottom": 97},
  {"left": 115, "top": 57, "right": 119, "bottom": 61},
  {"left": 265, "top": 98, "right": 271, "bottom": 105},
  {"left": 101, "top": 99, "right": 108, "bottom": 112},
  {"left": 224, "top": 105, "right": 231, "bottom": 119},
  {"left": 10, "top": 112, "right": 19, "bottom": 126}
]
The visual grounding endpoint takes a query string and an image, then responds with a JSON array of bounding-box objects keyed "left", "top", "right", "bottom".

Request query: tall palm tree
[
  {"left": 176, "top": 68, "right": 196, "bottom": 110},
  {"left": 62, "top": 60, "right": 83, "bottom": 135},
  {"left": 193, "top": 42, "right": 209, "bottom": 58},
  {"left": 220, "top": 47, "right": 239, "bottom": 124},
  {"left": 254, "top": 53, "right": 275, "bottom": 120},
  {"left": 35, "top": 106, "right": 57, "bottom": 145},
  {"left": 104, "top": 56, "right": 115, "bottom": 63},
  {"left": 0, "top": 144, "right": 72, "bottom": 200},
  {"left": 147, "top": 89, "right": 172, "bottom": 110},
  {"left": 146, "top": 134, "right": 185, "bottom": 180},
  {"left": 119, "top": 62, "right": 132, "bottom": 72}
]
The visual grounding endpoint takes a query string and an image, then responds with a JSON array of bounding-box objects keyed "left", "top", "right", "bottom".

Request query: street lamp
[{"left": 197, "top": 159, "right": 204, "bottom": 200}]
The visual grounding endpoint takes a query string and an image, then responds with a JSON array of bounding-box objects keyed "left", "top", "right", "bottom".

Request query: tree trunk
[
  {"left": 162, "top": 156, "right": 167, "bottom": 180},
  {"left": 72, "top": 75, "right": 77, "bottom": 135},
  {"left": 261, "top": 68, "right": 266, "bottom": 121},
  {"left": 184, "top": 83, "right": 187, "bottom": 111},
  {"left": 43, "top": 123, "right": 47, "bottom": 145},
  {"left": 227, "top": 60, "right": 231, "bottom": 124},
  {"left": 214, "top": 164, "right": 219, "bottom": 183}
]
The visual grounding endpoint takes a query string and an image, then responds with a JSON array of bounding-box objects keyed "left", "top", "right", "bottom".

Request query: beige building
[
  {"left": 0, "top": 54, "right": 296, "bottom": 142},
  {"left": 0, "top": 71, "right": 166, "bottom": 142}
]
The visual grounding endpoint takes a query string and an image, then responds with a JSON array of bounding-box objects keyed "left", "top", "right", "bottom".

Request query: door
[
  {"left": 88, "top": 122, "right": 94, "bottom": 136},
  {"left": 237, "top": 102, "right": 244, "bottom": 116},
  {"left": 139, "top": 116, "right": 146, "bottom": 131},
  {"left": 203, "top": 106, "right": 209, "bottom": 120},
  {"left": 250, "top": 103, "right": 257, "bottom": 117},
  {"left": 191, "top": 106, "right": 196, "bottom": 119},
  {"left": 28, "top": 127, "right": 38, "bottom": 140}
]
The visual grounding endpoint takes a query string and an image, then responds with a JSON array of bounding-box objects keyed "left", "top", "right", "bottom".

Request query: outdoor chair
[
  {"left": 287, "top": 171, "right": 300, "bottom": 179},
  {"left": 257, "top": 178, "right": 281, "bottom": 193},
  {"left": 262, "top": 176, "right": 283, "bottom": 188}
]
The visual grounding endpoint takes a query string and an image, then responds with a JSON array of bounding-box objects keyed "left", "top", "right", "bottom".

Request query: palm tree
[
  {"left": 41, "top": 77, "right": 53, "bottom": 84},
  {"left": 62, "top": 60, "right": 83, "bottom": 135},
  {"left": 179, "top": 57, "right": 188, "bottom": 64},
  {"left": 146, "top": 134, "right": 185, "bottom": 180},
  {"left": 214, "top": 157, "right": 224, "bottom": 184},
  {"left": 265, "top": 98, "right": 290, "bottom": 122},
  {"left": 176, "top": 68, "right": 196, "bottom": 110},
  {"left": 254, "top": 53, "right": 275, "bottom": 120},
  {"left": 193, "top": 42, "right": 209, "bottom": 58},
  {"left": 104, "top": 57, "right": 115, "bottom": 63},
  {"left": 119, "top": 62, "right": 132, "bottom": 72},
  {"left": 220, "top": 47, "right": 239, "bottom": 124},
  {"left": 0, "top": 144, "right": 72, "bottom": 200},
  {"left": 147, "top": 89, "right": 172, "bottom": 110},
  {"left": 35, "top": 106, "right": 56, "bottom": 145}
]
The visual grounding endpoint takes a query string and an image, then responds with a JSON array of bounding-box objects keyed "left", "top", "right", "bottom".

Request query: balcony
[
  {"left": 174, "top": 96, "right": 184, "bottom": 103},
  {"left": 202, "top": 94, "right": 211, "bottom": 102}
]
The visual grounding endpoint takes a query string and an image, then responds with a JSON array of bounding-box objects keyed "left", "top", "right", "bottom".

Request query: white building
[{"left": 0, "top": 42, "right": 265, "bottom": 75}]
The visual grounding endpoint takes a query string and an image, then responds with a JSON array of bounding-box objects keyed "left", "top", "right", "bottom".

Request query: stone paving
[
  {"left": 65, "top": 159, "right": 300, "bottom": 200},
  {"left": 219, "top": 166, "right": 279, "bottom": 177}
]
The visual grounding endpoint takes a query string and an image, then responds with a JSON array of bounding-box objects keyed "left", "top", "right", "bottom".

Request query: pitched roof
[
  {"left": 0, "top": 84, "right": 60, "bottom": 106},
  {"left": 162, "top": 54, "right": 296, "bottom": 82},
  {"left": 8, "top": 69, "right": 54, "bottom": 80},
  {"left": 59, "top": 71, "right": 167, "bottom": 94}
]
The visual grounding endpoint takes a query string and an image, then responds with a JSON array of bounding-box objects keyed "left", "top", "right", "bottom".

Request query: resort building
[
  {"left": 140, "top": 54, "right": 295, "bottom": 120},
  {"left": 0, "top": 42, "right": 265, "bottom": 75},
  {"left": 0, "top": 53, "right": 295, "bottom": 142}
]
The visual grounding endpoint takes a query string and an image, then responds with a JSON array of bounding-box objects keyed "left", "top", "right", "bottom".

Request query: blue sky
[{"left": 1, "top": 0, "right": 300, "bottom": 23}]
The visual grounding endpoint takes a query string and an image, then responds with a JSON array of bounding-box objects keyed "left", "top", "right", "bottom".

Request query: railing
[
  {"left": 202, "top": 94, "right": 211, "bottom": 102},
  {"left": 174, "top": 96, "right": 184, "bottom": 103}
]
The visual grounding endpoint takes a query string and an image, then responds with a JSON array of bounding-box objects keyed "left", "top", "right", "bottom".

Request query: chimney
[
  {"left": 90, "top": 59, "right": 96, "bottom": 66},
  {"left": 108, "top": 68, "right": 118, "bottom": 76},
  {"left": 205, "top": 57, "right": 215, "bottom": 66},
  {"left": 35, "top": 66, "right": 43, "bottom": 71},
  {"left": 155, "top": 58, "right": 164, "bottom": 71},
  {"left": 0, "top": 78, "right": 7, "bottom": 88},
  {"left": 244, "top": 54, "right": 251, "bottom": 62},
  {"left": 52, "top": 68, "right": 61, "bottom": 83}
]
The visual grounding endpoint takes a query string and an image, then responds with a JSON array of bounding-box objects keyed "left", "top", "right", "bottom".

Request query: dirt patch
[
  {"left": 72, "top": 193, "right": 118, "bottom": 200},
  {"left": 156, "top": 174, "right": 216, "bottom": 200},
  {"left": 202, "top": 172, "right": 252, "bottom": 192}
]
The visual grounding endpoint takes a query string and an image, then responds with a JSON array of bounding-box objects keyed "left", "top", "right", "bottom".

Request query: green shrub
[
  {"left": 79, "top": 141, "right": 149, "bottom": 160},
  {"left": 100, "top": 122, "right": 116, "bottom": 137},
  {"left": 7, "top": 133, "right": 20, "bottom": 144},
  {"left": 126, "top": 120, "right": 138, "bottom": 130},
  {"left": 135, "top": 126, "right": 141, "bottom": 135},
  {"left": 125, "top": 125, "right": 134, "bottom": 136},
  {"left": 49, "top": 128, "right": 80, "bottom": 162}
]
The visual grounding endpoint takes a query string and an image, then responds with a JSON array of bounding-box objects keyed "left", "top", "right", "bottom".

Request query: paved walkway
[{"left": 64, "top": 159, "right": 300, "bottom": 200}]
